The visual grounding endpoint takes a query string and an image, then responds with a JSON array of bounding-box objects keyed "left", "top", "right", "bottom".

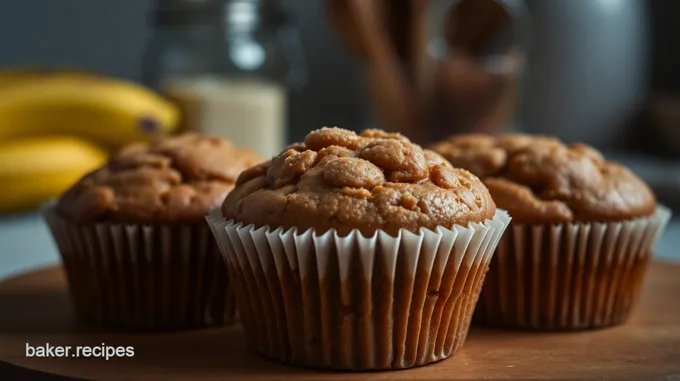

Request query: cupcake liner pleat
[
  {"left": 474, "top": 206, "right": 671, "bottom": 330},
  {"left": 43, "top": 204, "right": 237, "bottom": 330},
  {"left": 207, "top": 209, "right": 511, "bottom": 370}
]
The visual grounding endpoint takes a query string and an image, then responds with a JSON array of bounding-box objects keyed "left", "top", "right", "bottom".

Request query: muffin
[
  {"left": 431, "top": 133, "right": 671, "bottom": 330},
  {"left": 206, "top": 127, "right": 511, "bottom": 370},
  {"left": 43, "top": 133, "right": 262, "bottom": 330}
]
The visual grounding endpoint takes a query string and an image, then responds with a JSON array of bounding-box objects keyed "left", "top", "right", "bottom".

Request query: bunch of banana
[
  {"left": 0, "top": 68, "right": 180, "bottom": 213},
  {"left": 0, "top": 68, "right": 179, "bottom": 149}
]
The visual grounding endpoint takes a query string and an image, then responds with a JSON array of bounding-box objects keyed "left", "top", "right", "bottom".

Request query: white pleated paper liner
[
  {"left": 474, "top": 206, "right": 671, "bottom": 331},
  {"left": 42, "top": 202, "right": 237, "bottom": 330},
  {"left": 207, "top": 209, "right": 511, "bottom": 370}
]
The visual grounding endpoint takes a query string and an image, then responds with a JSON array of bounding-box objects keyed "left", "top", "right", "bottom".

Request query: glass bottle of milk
[{"left": 143, "top": 0, "right": 306, "bottom": 158}]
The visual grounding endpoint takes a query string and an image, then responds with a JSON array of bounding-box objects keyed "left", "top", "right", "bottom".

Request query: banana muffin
[
  {"left": 45, "top": 133, "right": 262, "bottom": 330},
  {"left": 207, "top": 127, "right": 511, "bottom": 370},
  {"left": 431, "top": 133, "right": 670, "bottom": 330}
]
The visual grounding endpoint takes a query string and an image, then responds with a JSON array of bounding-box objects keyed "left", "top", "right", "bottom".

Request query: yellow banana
[
  {"left": 0, "top": 73, "right": 179, "bottom": 150},
  {"left": 0, "top": 136, "right": 108, "bottom": 213},
  {"left": 0, "top": 67, "right": 100, "bottom": 87}
]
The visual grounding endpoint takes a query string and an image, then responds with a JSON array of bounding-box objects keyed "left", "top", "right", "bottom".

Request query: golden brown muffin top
[
  {"left": 56, "top": 133, "right": 263, "bottom": 224},
  {"left": 222, "top": 127, "right": 496, "bottom": 236},
  {"left": 430, "top": 133, "right": 657, "bottom": 224}
]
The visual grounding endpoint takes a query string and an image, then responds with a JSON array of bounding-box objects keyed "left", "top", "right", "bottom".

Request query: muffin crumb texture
[
  {"left": 431, "top": 134, "right": 656, "bottom": 224},
  {"left": 223, "top": 127, "right": 496, "bottom": 235},
  {"left": 56, "top": 133, "right": 262, "bottom": 224}
]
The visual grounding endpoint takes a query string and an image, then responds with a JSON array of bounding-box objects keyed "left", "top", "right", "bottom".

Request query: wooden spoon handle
[
  {"left": 410, "top": 0, "right": 433, "bottom": 98},
  {"left": 326, "top": 0, "right": 370, "bottom": 59},
  {"left": 346, "top": 0, "right": 419, "bottom": 139}
]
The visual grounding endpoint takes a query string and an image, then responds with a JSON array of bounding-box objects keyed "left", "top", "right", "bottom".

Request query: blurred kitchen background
[{"left": 0, "top": 0, "right": 679, "bottom": 278}]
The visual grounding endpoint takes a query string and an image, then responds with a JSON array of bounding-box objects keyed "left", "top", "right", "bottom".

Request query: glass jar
[{"left": 142, "top": 0, "right": 307, "bottom": 158}]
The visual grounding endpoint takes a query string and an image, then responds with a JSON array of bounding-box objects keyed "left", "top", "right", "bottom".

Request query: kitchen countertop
[{"left": 0, "top": 211, "right": 678, "bottom": 281}]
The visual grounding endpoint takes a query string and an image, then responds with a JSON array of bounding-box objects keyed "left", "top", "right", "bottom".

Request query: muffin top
[
  {"left": 222, "top": 127, "right": 496, "bottom": 236},
  {"left": 56, "top": 133, "right": 262, "bottom": 224},
  {"left": 430, "top": 133, "right": 656, "bottom": 224}
]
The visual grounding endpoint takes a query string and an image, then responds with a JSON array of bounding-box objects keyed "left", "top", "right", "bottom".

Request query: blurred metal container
[{"left": 519, "top": 0, "right": 648, "bottom": 148}]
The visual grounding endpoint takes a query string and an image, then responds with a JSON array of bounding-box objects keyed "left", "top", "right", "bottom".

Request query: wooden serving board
[{"left": 0, "top": 263, "right": 679, "bottom": 381}]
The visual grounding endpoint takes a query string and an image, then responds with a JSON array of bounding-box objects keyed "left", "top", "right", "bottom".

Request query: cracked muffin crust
[
  {"left": 430, "top": 133, "right": 657, "bottom": 224},
  {"left": 56, "top": 133, "right": 263, "bottom": 224},
  {"left": 222, "top": 127, "right": 496, "bottom": 236}
]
